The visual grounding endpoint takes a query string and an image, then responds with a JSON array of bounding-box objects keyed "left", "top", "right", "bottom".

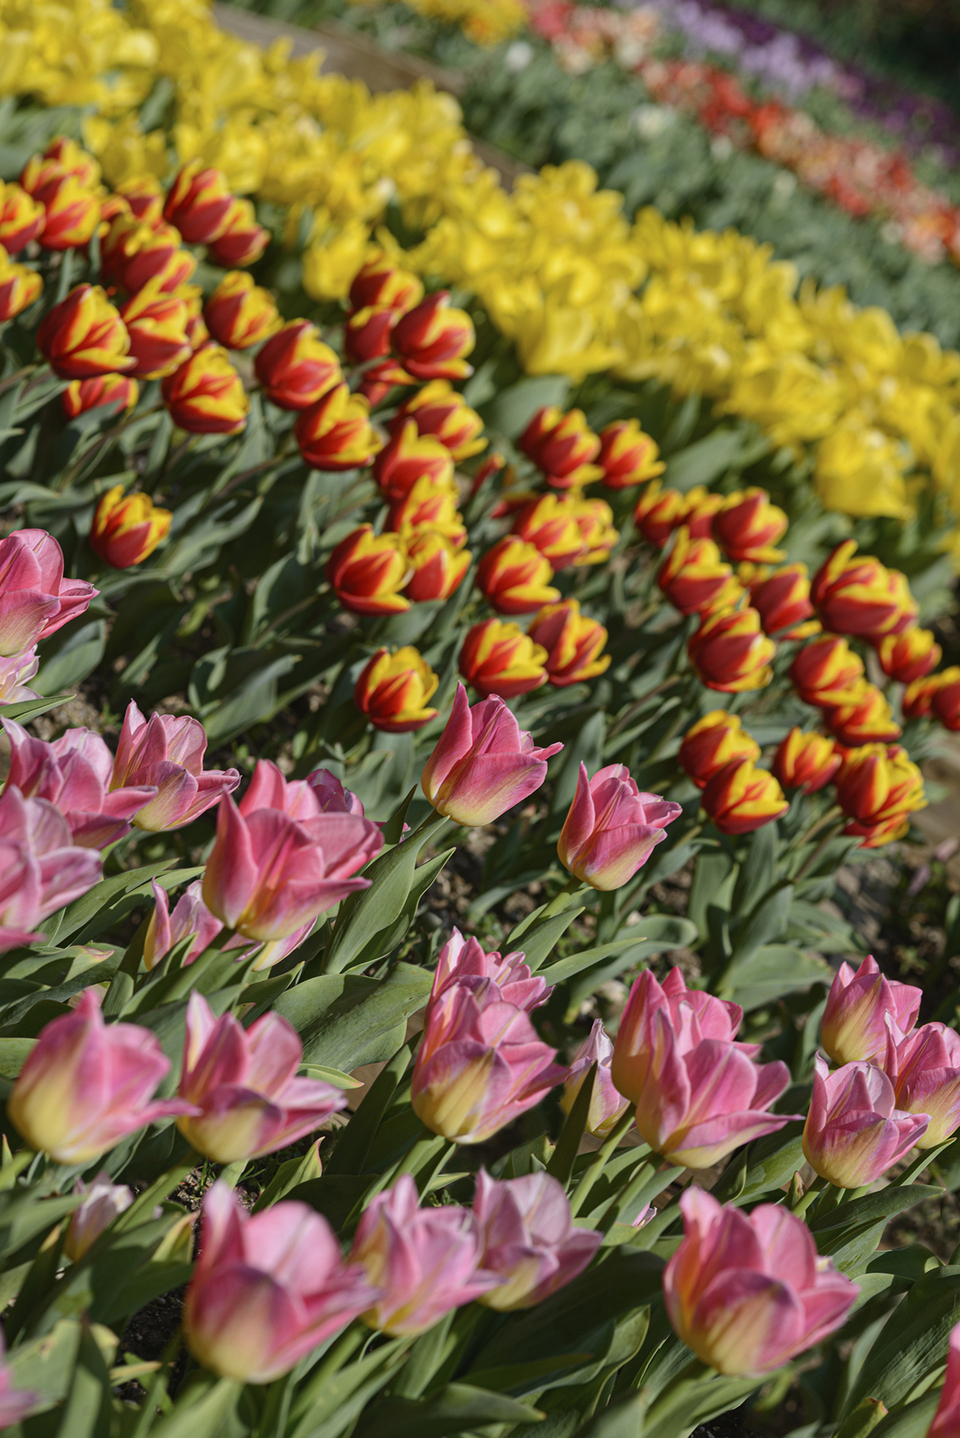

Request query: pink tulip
[
  {"left": 0, "top": 1332, "right": 36, "bottom": 1428},
  {"left": 412, "top": 970, "right": 566, "bottom": 1144},
  {"left": 0, "top": 647, "right": 39, "bottom": 704},
  {"left": 820, "top": 955, "right": 921, "bottom": 1065},
  {"left": 421, "top": 683, "right": 562, "bottom": 826},
  {"left": 184, "top": 1181, "right": 377, "bottom": 1383},
  {"left": 611, "top": 969, "right": 797, "bottom": 1169},
  {"left": 111, "top": 701, "right": 240, "bottom": 831},
  {"left": 3, "top": 719, "right": 157, "bottom": 848},
  {"left": 350, "top": 1175, "right": 498, "bottom": 1335},
  {"left": 802, "top": 1054, "right": 929, "bottom": 1188},
  {"left": 144, "top": 879, "right": 312, "bottom": 974},
  {"left": 560, "top": 1019, "right": 630, "bottom": 1138},
  {"left": 239, "top": 759, "right": 368, "bottom": 822},
  {"left": 0, "top": 785, "right": 102, "bottom": 953},
  {"left": 201, "top": 787, "right": 382, "bottom": 942},
  {"left": 430, "top": 927, "right": 550, "bottom": 1015},
  {"left": 473, "top": 1171, "right": 602, "bottom": 1310},
  {"left": 885, "top": 1022, "right": 960, "bottom": 1149},
  {"left": 0, "top": 528, "right": 97, "bottom": 657},
  {"left": 7, "top": 988, "right": 195, "bottom": 1163},
  {"left": 176, "top": 992, "right": 347, "bottom": 1163},
  {"left": 306, "top": 768, "right": 367, "bottom": 814},
  {"left": 664, "top": 1187, "right": 857, "bottom": 1376},
  {"left": 929, "top": 1321, "right": 960, "bottom": 1438},
  {"left": 557, "top": 763, "right": 681, "bottom": 890},
  {"left": 64, "top": 1172, "right": 134, "bottom": 1261}
]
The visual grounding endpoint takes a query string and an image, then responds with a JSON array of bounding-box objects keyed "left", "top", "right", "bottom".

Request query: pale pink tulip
[
  {"left": 820, "top": 955, "right": 921, "bottom": 1065},
  {"left": 430, "top": 927, "right": 550, "bottom": 1015},
  {"left": 885, "top": 1022, "right": 960, "bottom": 1149},
  {"left": 473, "top": 1170, "right": 602, "bottom": 1310},
  {"left": 144, "top": 880, "right": 312, "bottom": 973},
  {"left": 803, "top": 1054, "right": 928, "bottom": 1188},
  {"left": 0, "top": 785, "right": 102, "bottom": 952},
  {"left": 0, "top": 647, "right": 39, "bottom": 703},
  {"left": 421, "top": 683, "right": 562, "bottom": 826},
  {"left": 929, "top": 1321, "right": 960, "bottom": 1438},
  {"left": 202, "top": 788, "right": 382, "bottom": 941},
  {"left": 176, "top": 992, "right": 346, "bottom": 1163},
  {"left": 351, "top": 1175, "right": 498, "bottom": 1335},
  {"left": 112, "top": 701, "right": 239, "bottom": 831},
  {"left": 611, "top": 969, "right": 797, "bottom": 1169},
  {"left": 0, "top": 528, "right": 97, "bottom": 657},
  {"left": 239, "top": 760, "right": 368, "bottom": 822},
  {"left": 64, "top": 1172, "right": 134, "bottom": 1261},
  {"left": 664, "top": 1187, "right": 857, "bottom": 1376},
  {"left": 184, "top": 1181, "right": 376, "bottom": 1383},
  {"left": 7, "top": 988, "right": 195, "bottom": 1163},
  {"left": 0, "top": 1331, "right": 36, "bottom": 1427},
  {"left": 3, "top": 719, "right": 156, "bottom": 848},
  {"left": 307, "top": 768, "right": 366, "bottom": 814},
  {"left": 560, "top": 1020, "right": 630, "bottom": 1138},
  {"left": 557, "top": 763, "right": 681, "bottom": 890}
]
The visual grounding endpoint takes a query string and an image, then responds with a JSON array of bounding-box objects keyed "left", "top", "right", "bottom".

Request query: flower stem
[
  {"left": 540, "top": 873, "right": 588, "bottom": 921},
  {"left": 568, "top": 1107, "right": 637, "bottom": 1218},
  {"left": 790, "top": 1175, "right": 827, "bottom": 1218}
]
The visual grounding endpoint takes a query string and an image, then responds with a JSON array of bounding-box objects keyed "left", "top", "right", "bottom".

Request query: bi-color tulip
[
  {"left": 835, "top": 743, "right": 926, "bottom": 847},
  {"left": 119, "top": 281, "right": 191, "bottom": 379},
  {"left": 886, "top": 1022, "right": 960, "bottom": 1148},
  {"left": 203, "top": 270, "right": 280, "bottom": 351},
  {"left": 112, "top": 701, "right": 240, "bottom": 831},
  {"left": 597, "top": 419, "right": 664, "bottom": 489},
  {"left": 89, "top": 486, "right": 171, "bottom": 569},
  {"left": 658, "top": 529, "right": 737, "bottom": 617},
  {"left": 876, "top": 626, "right": 941, "bottom": 683},
  {"left": 389, "top": 380, "right": 486, "bottom": 460},
  {"left": 748, "top": 562, "right": 818, "bottom": 639},
  {"left": 404, "top": 530, "right": 471, "bottom": 602},
  {"left": 772, "top": 728, "right": 841, "bottom": 795},
  {"left": 688, "top": 607, "right": 776, "bottom": 693},
  {"left": 161, "top": 346, "right": 248, "bottom": 435},
  {"left": 373, "top": 418, "right": 454, "bottom": 502},
  {"left": 790, "top": 633, "right": 865, "bottom": 707},
  {"left": 62, "top": 373, "right": 138, "bottom": 419},
  {"left": 0, "top": 527, "right": 97, "bottom": 656},
  {"left": 254, "top": 319, "right": 341, "bottom": 409},
  {"left": 296, "top": 384, "right": 380, "bottom": 471},
  {"left": 712, "top": 488, "right": 788, "bottom": 564},
  {"left": 821, "top": 955, "right": 921, "bottom": 1065},
  {"left": 36, "top": 284, "right": 133, "bottom": 379},
  {"left": 64, "top": 1173, "right": 134, "bottom": 1261},
  {"left": 558, "top": 762, "right": 681, "bottom": 891},
  {"left": 353, "top": 646, "right": 440, "bottom": 733},
  {"left": 0, "top": 181, "right": 44, "bottom": 252},
  {"left": 163, "top": 161, "right": 234, "bottom": 244},
  {"left": 473, "top": 1171, "right": 602, "bottom": 1310},
  {"left": 561, "top": 1019, "right": 630, "bottom": 1138},
  {"left": 527, "top": 599, "right": 611, "bottom": 687},
  {"left": 0, "top": 785, "right": 102, "bottom": 955},
  {"left": 207, "top": 197, "right": 269, "bottom": 268},
  {"left": 459, "top": 618, "right": 549, "bottom": 699},
  {"left": 326, "top": 525, "right": 411, "bottom": 616},
  {"left": 678, "top": 711, "right": 761, "bottom": 789},
  {"left": 391, "top": 290, "right": 475, "bottom": 381},
  {"left": 802, "top": 1054, "right": 928, "bottom": 1188},
  {"left": 701, "top": 759, "right": 789, "bottom": 835},
  {"left": 518, "top": 405, "right": 603, "bottom": 489},
  {"left": 633, "top": 481, "right": 687, "bottom": 548},
  {"left": 0, "top": 248, "right": 42, "bottom": 323},
  {"left": 811, "top": 541, "right": 917, "bottom": 640},
  {"left": 477, "top": 537, "right": 560, "bottom": 616},
  {"left": 826, "top": 679, "right": 901, "bottom": 747}
]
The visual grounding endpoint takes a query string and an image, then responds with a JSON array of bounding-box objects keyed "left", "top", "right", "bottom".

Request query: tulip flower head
[
  {"left": 36, "top": 284, "right": 133, "bottom": 379},
  {"left": 511, "top": 493, "right": 588, "bottom": 570},
  {"left": 558, "top": 762, "right": 681, "bottom": 891},
  {"left": 354, "top": 646, "right": 440, "bottom": 733},
  {"left": 811, "top": 541, "right": 917, "bottom": 640},
  {"left": 473, "top": 1171, "right": 602, "bottom": 1310},
  {"left": 185, "top": 1182, "right": 376, "bottom": 1383},
  {"left": 390, "top": 380, "right": 486, "bottom": 461},
  {"left": 633, "top": 481, "right": 687, "bottom": 548},
  {"left": 712, "top": 488, "right": 788, "bottom": 564},
  {"left": 386, "top": 476, "right": 465, "bottom": 545},
  {"left": 161, "top": 345, "right": 248, "bottom": 435},
  {"left": 477, "top": 536, "right": 561, "bottom": 615},
  {"left": 326, "top": 525, "right": 411, "bottom": 616},
  {"left": 560, "top": 1020, "right": 630, "bottom": 1138},
  {"left": 144, "top": 878, "right": 226, "bottom": 971},
  {"left": 119, "top": 280, "right": 191, "bottom": 379},
  {"left": 0, "top": 648, "right": 39, "bottom": 705},
  {"left": 64, "top": 1172, "right": 134, "bottom": 1261},
  {"left": 658, "top": 528, "right": 737, "bottom": 617},
  {"left": 886, "top": 1022, "right": 960, "bottom": 1148},
  {"left": 790, "top": 633, "right": 866, "bottom": 707},
  {"left": 688, "top": 607, "right": 776, "bottom": 692},
  {"left": 373, "top": 418, "right": 454, "bottom": 502},
  {"left": 664, "top": 1188, "right": 857, "bottom": 1376},
  {"left": 349, "top": 251, "right": 423, "bottom": 313},
  {"left": 296, "top": 384, "right": 381, "bottom": 471},
  {"left": 773, "top": 729, "right": 842, "bottom": 795},
  {"left": 518, "top": 405, "right": 603, "bottom": 489},
  {"left": 391, "top": 290, "right": 475, "bottom": 382},
  {"left": 903, "top": 671, "right": 949, "bottom": 720},
  {"left": 678, "top": 711, "right": 761, "bottom": 789},
  {"left": 204, "top": 271, "right": 281, "bottom": 350},
  {"left": 835, "top": 743, "right": 926, "bottom": 847},
  {"left": 821, "top": 955, "right": 920, "bottom": 1065},
  {"left": 0, "top": 181, "right": 45, "bottom": 253},
  {"left": 459, "top": 618, "right": 549, "bottom": 699},
  {"left": 35, "top": 174, "right": 100, "bottom": 251},
  {"left": 932, "top": 670, "right": 960, "bottom": 733},
  {"left": 684, "top": 489, "right": 727, "bottom": 540},
  {"left": 208, "top": 197, "right": 270, "bottom": 268},
  {"left": 826, "top": 679, "right": 901, "bottom": 747},
  {"left": 527, "top": 600, "right": 611, "bottom": 687},
  {"left": 254, "top": 319, "right": 341, "bottom": 410},
  {"left": 63, "top": 374, "right": 139, "bottom": 420},
  {"left": 929, "top": 1323, "right": 960, "bottom": 1438},
  {"left": 0, "top": 248, "right": 42, "bottom": 322},
  {"left": 803, "top": 1054, "right": 928, "bottom": 1188},
  {"left": 0, "top": 527, "right": 97, "bottom": 656},
  {"left": 597, "top": 419, "right": 665, "bottom": 489},
  {"left": 0, "top": 785, "right": 102, "bottom": 953},
  {"left": 0, "top": 1332, "right": 36, "bottom": 1427},
  {"left": 430, "top": 927, "right": 550, "bottom": 1016},
  {"left": 701, "top": 759, "right": 789, "bottom": 835},
  {"left": 404, "top": 530, "right": 471, "bottom": 602},
  {"left": 90, "top": 486, "right": 171, "bottom": 569},
  {"left": 876, "top": 627, "right": 941, "bottom": 683},
  {"left": 112, "top": 700, "right": 240, "bottom": 831},
  {"left": 421, "top": 684, "right": 562, "bottom": 826},
  {"left": 163, "top": 161, "right": 234, "bottom": 244},
  {"left": 749, "top": 562, "right": 818, "bottom": 639}
]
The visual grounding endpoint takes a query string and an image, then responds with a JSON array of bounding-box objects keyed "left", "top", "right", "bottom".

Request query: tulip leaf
[
  {"left": 34, "top": 618, "right": 106, "bottom": 696},
  {"left": 343, "top": 848, "right": 456, "bottom": 974},
  {"left": 147, "top": 1374, "right": 242, "bottom": 1438},
  {"left": 718, "top": 944, "right": 832, "bottom": 1011},
  {"left": 547, "top": 1063, "right": 596, "bottom": 1185},
  {"left": 711, "top": 1128, "right": 805, "bottom": 1206},
  {"left": 49, "top": 1316, "right": 114, "bottom": 1438},
  {"left": 663, "top": 428, "right": 749, "bottom": 491},
  {"left": 639, "top": 1373, "right": 763, "bottom": 1438},
  {"left": 46, "top": 862, "right": 200, "bottom": 946},
  {"left": 252, "top": 1142, "right": 324, "bottom": 1214},
  {"left": 352, "top": 1383, "right": 544, "bottom": 1438},
  {"left": 0, "top": 692, "right": 74, "bottom": 723},
  {"left": 870, "top": 1394, "right": 940, "bottom": 1438},
  {"left": 727, "top": 882, "right": 794, "bottom": 967},
  {"left": 509, "top": 907, "right": 585, "bottom": 972},
  {"left": 324, "top": 1041, "right": 413, "bottom": 1177},
  {"left": 0, "top": 1190, "right": 86, "bottom": 1265},
  {"left": 543, "top": 917, "right": 698, "bottom": 986},
  {"left": 6, "top": 1318, "right": 87, "bottom": 1411},
  {"left": 483, "top": 375, "right": 570, "bottom": 439},
  {"left": 840, "top": 1265, "right": 960, "bottom": 1417},
  {"left": 811, "top": 1185, "right": 941, "bottom": 1235},
  {"left": 273, "top": 962, "right": 432, "bottom": 1070}
]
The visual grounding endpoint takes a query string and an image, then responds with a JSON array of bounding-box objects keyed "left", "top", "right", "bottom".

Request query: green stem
[
  {"left": 791, "top": 815, "right": 845, "bottom": 884},
  {"left": 643, "top": 1357, "right": 711, "bottom": 1425},
  {"left": 0, "top": 1149, "right": 34, "bottom": 1191},
  {"left": 539, "top": 873, "right": 587, "bottom": 921},
  {"left": 790, "top": 1175, "right": 826, "bottom": 1218},
  {"left": 568, "top": 1107, "right": 637, "bottom": 1218}
]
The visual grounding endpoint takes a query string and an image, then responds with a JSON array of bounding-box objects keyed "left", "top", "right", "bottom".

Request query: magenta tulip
[
  {"left": 351, "top": 1175, "right": 498, "bottom": 1335},
  {"left": 0, "top": 785, "right": 102, "bottom": 953},
  {"left": 886, "top": 1022, "right": 960, "bottom": 1149},
  {"left": 184, "top": 1181, "right": 377, "bottom": 1383},
  {"left": 64, "top": 1172, "right": 134, "bottom": 1261},
  {"left": 176, "top": 992, "right": 346, "bottom": 1163},
  {"left": 930, "top": 1321, "right": 960, "bottom": 1438},
  {"left": 112, "top": 701, "right": 240, "bottom": 831},
  {"left": 820, "top": 955, "right": 921, "bottom": 1065},
  {"left": 561, "top": 1019, "right": 630, "bottom": 1138},
  {"left": 421, "top": 683, "right": 562, "bottom": 826},
  {"left": 7, "top": 988, "right": 194, "bottom": 1163},
  {"left": 664, "top": 1187, "right": 857, "bottom": 1376},
  {"left": 0, "top": 528, "right": 97, "bottom": 657},
  {"left": 611, "top": 969, "right": 797, "bottom": 1169},
  {"left": 557, "top": 763, "right": 681, "bottom": 890},
  {"left": 431, "top": 927, "right": 550, "bottom": 1015},
  {"left": 803, "top": 1054, "right": 929, "bottom": 1188},
  {"left": 473, "top": 1171, "right": 602, "bottom": 1310}
]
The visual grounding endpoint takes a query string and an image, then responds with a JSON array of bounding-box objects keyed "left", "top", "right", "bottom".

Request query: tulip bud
[
  {"left": 161, "top": 345, "right": 248, "bottom": 435},
  {"left": 459, "top": 618, "right": 549, "bottom": 699},
  {"left": 527, "top": 599, "right": 611, "bottom": 687},
  {"left": 207, "top": 196, "right": 269, "bottom": 268},
  {"left": 373, "top": 418, "right": 454, "bottom": 501},
  {"left": 326, "top": 525, "right": 411, "bottom": 616},
  {"left": 903, "top": 670, "right": 950, "bottom": 720},
  {"left": 36, "top": 284, "right": 133, "bottom": 380},
  {"left": 512, "top": 493, "right": 587, "bottom": 570},
  {"left": 826, "top": 679, "right": 902, "bottom": 746},
  {"left": 119, "top": 280, "right": 191, "bottom": 380},
  {"left": 62, "top": 374, "right": 138, "bottom": 420},
  {"left": 749, "top": 562, "right": 818, "bottom": 638},
  {"left": 821, "top": 954, "right": 920, "bottom": 1066},
  {"left": 64, "top": 1173, "right": 134, "bottom": 1261},
  {"left": 712, "top": 488, "right": 788, "bottom": 564},
  {"left": 558, "top": 762, "right": 681, "bottom": 890},
  {"left": 144, "top": 878, "right": 224, "bottom": 971},
  {"left": 560, "top": 1020, "right": 630, "bottom": 1137},
  {"left": 772, "top": 728, "right": 841, "bottom": 794},
  {"left": 0, "top": 182, "right": 45, "bottom": 253},
  {"left": 344, "top": 304, "right": 400, "bottom": 366},
  {"left": 386, "top": 477, "right": 465, "bottom": 547},
  {"left": 0, "top": 528, "right": 98, "bottom": 656},
  {"left": 473, "top": 1171, "right": 602, "bottom": 1310},
  {"left": 35, "top": 174, "right": 100, "bottom": 251},
  {"left": 390, "top": 379, "right": 486, "bottom": 460},
  {"left": 113, "top": 700, "right": 240, "bottom": 830},
  {"left": 597, "top": 419, "right": 665, "bottom": 489},
  {"left": 811, "top": 540, "right": 918, "bottom": 639},
  {"left": 678, "top": 711, "right": 761, "bottom": 789},
  {"left": 391, "top": 290, "right": 475, "bottom": 381},
  {"left": 929, "top": 1324, "right": 960, "bottom": 1438},
  {"left": 835, "top": 742, "right": 926, "bottom": 847},
  {"left": 658, "top": 528, "right": 737, "bottom": 616},
  {"left": 803, "top": 1054, "right": 927, "bottom": 1188},
  {"left": 349, "top": 251, "right": 423, "bottom": 312},
  {"left": 115, "top": 174, "right": 164, "bottom": 228},
  {"left": 204, "top": 271, "right": 280, "bottom": 350},
  {"left": 633, "top": 481, "right": 687, "bottom": 547},
  {"left": 90, "top": 485, "right": 171, "bottom": 569},
  {"left": 688, "top": 607, "right": 776, "bottom": 693},
  {"left": 0, "top": 251, "right": 42, "bottom": 323},
  {"left": 254, "top": 319, "right": 341, "bottom": 409},
  {"left": 163, "top": 161, "right": 234, "bottom": 244},
  {"left": 932, "top": 669, "right": 960, "bottom": 732},
  {"left": 876, "top": 626, "right": 941, "bottom": 683},
  {"left": 421, "top": 683, "right": 562, "bottom": 826},
  {"left": 477, "top": 536, "right": 561, "bottom": 615},
  {"left": 354, "top": 646, "right": 440, "bottom": 732},
  {"left": 701, "top": 759, "right": 789, "bottom": 835},
  {"left": 295, "top": 383, "right": 381, "bottom": 470},
  {"left": 888, "top": 1022, "right": 960, "bottom": 1148},
  {"left": 790, "top": 633, "right": 865, "bottom": 707},
  {"left": 404, "top": 530, "right": 471, "bottom": 602},
  {"left": 518, "top": 405, "right": 603, "bottom": 489}
]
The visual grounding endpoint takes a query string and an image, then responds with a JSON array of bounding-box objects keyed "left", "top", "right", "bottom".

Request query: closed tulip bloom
[
  {"left": 633, "top": 481, "right": 687, "bottom": 548},
  {"left": 821, "top": 955, "right": 921, "bottom": 1066},
  {"left": 163, "top": 161, "right": 234, "bottom": 244},
  {"left": 835, "top": 743, "right": 926, "bottom": 847},
  {"left": 0, "top": 528, "right": 97, "bottom": 656},
  {"left": 790, "top": 633, "right": 865, "bottom": 707},
  {"left": 597, "top": 419, "right": 665, "bottom": 490},
  {"left": 903, "top": 670, "right": 949, "bottom": 719},
  {"left": 62, "top": 373, "right": 138, "bottom": 419},
  {"left": 0, "top": 251, "right": 42, "bottom": 323},
  {"left": 185, "top": 1182, "right": 377, "bottom": 1383},
  {"left": 713, "top": 488, "right": 788, "bottom": 564},
  {"left": 373, "top": 418, "right": 454, "bottom": 502},
  {"left": 204, "top": 271, "right": 280, "bottom": 350},
  {"left": 659, "top": 528, "right": 737, "bottom": 617},
  {"left": 803, "top": 1054, "right": 928, "bottom": 1188},
  {"left": 826, "top": 679, "right": 902, "bottom": 747},
  {"left": 0, "top": 786, "right": 102, "bottom": 953},
  {"left": 391, "top": 290, "right": 475, "bottom": 381},
  {"left": 683, "top": 489, "right": 727, "bottom": 540},
  {"left": 519, "top": 405, "right": 603, "bottom": 490},
  {"left": 344, "top": 304, "right": 401, "bottom": 365},
  {"left": 161, "top": 346, "right": 248, "bottom": 435},
  {"left": 932, "top": 669, "right": 960, "bottom": 732},
  {"left": 679, "top": 711, "right": 761, "bottom": 789},
  {"left": 888, "top": 1023, "right": 960, "bottom": 1149},
  {"left": 112, "top": 700, "right": 240, "bottom": 831},
  {"left": 119, "top": 280, "right": 191, "bottom": 379},
  {"left": 8, "top": 988, "right": 193, "bottom": 1163},
  {"left": 326, "top": 525, "right": 411, "bottom": 616},
  {"left": 354, "top": 646, "right": 440, "bottom": 733},
  {"left": 459, "top": 618, "right": 549, "bottom": 699},
  {"left": 90, "top": 485, "right": 171, "bottom": 569},
  {"left": 473, "top": 1171, "right": 602, "bottom": 1310},
  {"left": 430, "top": 927, "right": 550, "bottom": 1017},
  {"left": 390, "top": 380, "right": 486, "bottom": 461},
  {"left": 749, "top": 562, "right": 819, "bottom": 638},
  {"left": 477, "top": 537, "right": 560, "bottom": 616},
  {"left": 207, "top": 196, "right": 270, "bottom": 268},
  {"left": 254, "top": 319, "right": 340, "bottom": 410},
  {"left": 929, "top": 1323, "right": 960, "bottom": 1438},
  {"left": 37, "top": 284, "right": 133, "bottom": 380},
  {"left": 115, "top": 174, "right": 164, "bottom": 227},
  {"left": 64, "top": 1172, "right": 134, "bottom": 1262},
  {"left": 144, "top": 878, "right": 225, "bottom": 971},
  {"left": 404, "top": 530, "right": 471, "bottom": 602},
  {"left": 123, "top": 222, "right": 197, "bottom": 295},
  {"left": 571, "top": 496, "right": 619, "bottom": 565},
  {"left": 349, "top": 252, "right": 423, "bottom": 312},
  {"left": 352, "top": 1176, "right": 496, "bottom": 1335},
  {"left": 0, "top": 181, "right": 45, "bottom": 252},
  {"left": 877, "top": 627, "right": 941, "bottom": 683},
  {"left": 811, "top": 541, "right": 918, "bottom": 640},
  {"left": 560, "top": 1020, "right": 630, "bottom": 1138},
  {"left": 296, "top": 384, "right": 380, "bottom": 471},
  {"left": 689, "top": 608, "right": 776, "bottom": 693},
  {"left": 386, "top": 477, "right": 465, "bottom": 547},
  {"left": 422, "top": 683, "right": 562, "bottom": 826},
  {"left": 702, "top": 759, "right": 789, "bottom": 835},
  {"left": 665, "top": 1188, "right": 857, "bottom": 1377},
  {"left": 773, "top": 729, "right": 841, "bottom": 794},
  {"left": 527, "top": 599, "right": 611, "bottom": 687},
  {"left": 612, "top": 969, "right": 796, "bottom": 1168},
  {"left": 512, "top": 493, "right": 588, "bottom": 570},
  {"left": 558, "top": 762, "right": 681, "bottom": 890},
  {"left": 31, "top": 139, "right": 100, "bottom": 189},
  {"left": 35, "top": 174, "right": 100, "bottom": 250}
]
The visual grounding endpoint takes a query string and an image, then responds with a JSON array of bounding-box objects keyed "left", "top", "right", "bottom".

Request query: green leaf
[
  {"left": 711, "top": 1128, "right": 804, "bottom": 1206},
  {"left": 300, "top": 1065, "right": 363, "bottom": 1089},
  {"left": 719, "top": 944, "right": 832, "bottom": 1010},
  {"left": 7, "top": 1318, "right": 87, "bottom": 1411},
  {"left": 147, "top": 1375, "right": 241, "bottom": 1438},
  {"left": 343, "top": 848, "right": 456, "bottom": 974},
  {"left": 45, "top": 862, "right": 190, "bottom": 946},
  {"left": 352, "top": 1384, "right": 543, "bottom": 1438},
  {"left": 50, "top": 1319, "right": 114, "bottom": 1438},
  {"left": 871, "top": 1395, "right": 940, "bottom": 1438},
  {"left": 0, "top": 692, "right": 73, "bottom": 723},
  {"left": 836, "top": 1397, "right": 893, "bottom": 1438},
  {"left": 509, "top": 906, "right": 584, "bottom": 972},
  {"left": 0, "top": 1037, "right": 34, "bottom": 1078},
  {"left": 252, "top": 1142, "right": 323, "bottom": 1213},
  {"left": 543, "top": 917, "right": 697, "bottom": 986},
  {"left": 547, "top": 1063, "right": 596, "bottom": 1185},
  {"left": 727, "top": 882, "right": 793, "bottom": 966},
  {"left": 841, "top": 1265, "right": 960, "bottom": 1417},
  {"left": 663, "top": 429, "right": 752, "bottom": 491},
  {"left": 273, "top": 962, "right": 431, "bottom": 1069},
  {"left": 484, "top": 375, "right": 569, "bottom": 438},
  {"left": 34, "top": 620, "right": 106, "bottom": 695}
]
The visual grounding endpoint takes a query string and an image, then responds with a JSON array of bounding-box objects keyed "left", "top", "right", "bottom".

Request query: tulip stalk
[{"left": 568, "top": 1106, "right": 637, "bottom": 1217}]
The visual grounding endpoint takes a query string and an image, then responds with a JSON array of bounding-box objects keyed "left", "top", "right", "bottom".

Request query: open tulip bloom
[
  {"left": 558, "top": 762, "right": 682, "bottom": 890},
  {"left": 803, "top": 1054, "right": 929, "bottom": 1188}
]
